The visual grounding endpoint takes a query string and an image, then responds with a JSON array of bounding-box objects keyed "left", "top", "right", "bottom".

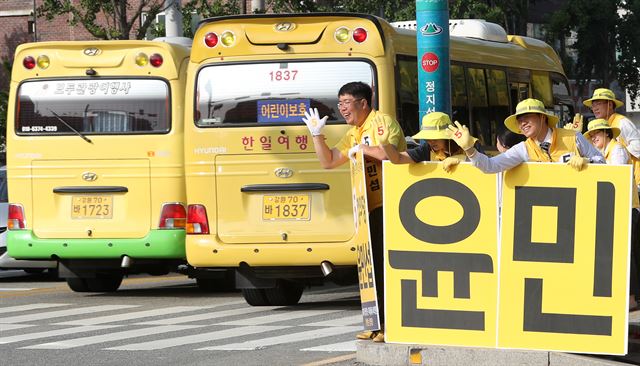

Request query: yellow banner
[
  {"left": 383, "top": 162, "right": 499, "bottom": 347},
  {"left": 351, "top": 150, "right": 380, "bottom": 330},
  {"left": 498, "top": 163, "right": 631, "bottom": 354},
  {"left": 383, "top": 161, "right": 632, "bottom": 354}
]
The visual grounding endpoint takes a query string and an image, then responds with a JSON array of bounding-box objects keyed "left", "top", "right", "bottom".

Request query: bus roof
[
  {"left": 12, "top": 40, "right": 190, "bottom": 82},
  {"left": 193, "top": 13, "right": 565, "bottom": 76}
]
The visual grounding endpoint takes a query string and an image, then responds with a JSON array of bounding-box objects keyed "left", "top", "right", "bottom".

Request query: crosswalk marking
[
  {"left": 56, "top": 306, "right": 214, "bottom": 325},
  {"left": 105, "top": 325, "right": 290, "bottom": 351},
  {"left": 138, "top": 305, "right": 280, "bottom": 325},
  {"left": 0, "top": 325, "right": 121, "bottom": 345},
  {"left": 0, "top": 303, "right": 70, "bottom": 314},
  {"left": 304, "top": 314, "right": 362, "bottom": 327},
  {"left": 0, "top": 305, "right": 139, "bottom": 324},
  {"left": 0, "top": 324, "right": 36, "bottom": 332},
  {"left": 0, "top": 287, "right": 35, "bottom": 291},
  {"left": 21, "top": 325, "right": 203, "bottom": 349},
  {"left": 301, "top": 340, "right": 357, "bottom": 352},
  {"left": 199, "top": 325, "right": 361, "bottom": 350},
  {"left": 219, "top": 309, "right": 343, "bottom": 326}
]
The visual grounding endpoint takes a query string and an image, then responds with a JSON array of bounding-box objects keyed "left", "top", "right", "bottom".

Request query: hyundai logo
[
  {"left": 274, "top": 22, "right": 296, "bottom": 32},
  {"left": 83, "top": 47, "right": 101, "bottom": 56},
  {"left": 82, "top": 172, "right": 98, "bottom": 181},
  {"left": 274, "top": 167, "right": 293, "bottom": 178}
]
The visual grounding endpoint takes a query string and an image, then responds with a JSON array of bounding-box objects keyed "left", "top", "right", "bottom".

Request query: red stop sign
[{"left": 421, "top": 52, "right": 439, "bottom": 73}]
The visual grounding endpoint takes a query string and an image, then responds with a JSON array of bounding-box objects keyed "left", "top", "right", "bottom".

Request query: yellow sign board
[
  {"left": 498, "top": 163, "right": 631, "bottom": 354},
  {"left": 383, "top": 162, "right": 631, "bottom": 354},
  {"left": 383, "top": 162, "right": 499, "bottom": 347},
  {"left": 351, "top": 150, "right": 381, "bottom": 330}
]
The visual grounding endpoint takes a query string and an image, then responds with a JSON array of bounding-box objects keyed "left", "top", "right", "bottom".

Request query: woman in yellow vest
[
  {"left": 447, "top": 98, "right": 605, "bottom": 172},
  {"left": 377, "top": 112, "right": 478, "bottom": 172},
  {"left": 584, "top": 88, "right": 640, "bottom": 190},
  {"left": 584, "top": 118, "right": 640, "bottom": 310}
]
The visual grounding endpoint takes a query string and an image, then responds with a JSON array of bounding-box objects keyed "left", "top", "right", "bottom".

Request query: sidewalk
[{"left": 356, "top": 312, "right": 640, "bottom": 366}]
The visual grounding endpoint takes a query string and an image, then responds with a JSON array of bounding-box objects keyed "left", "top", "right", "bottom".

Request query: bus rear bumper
[{"left": 6, "top": 230, "right": 186, "bottom": 260}]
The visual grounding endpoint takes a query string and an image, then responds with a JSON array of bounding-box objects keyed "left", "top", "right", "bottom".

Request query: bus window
[
  {"left": 16, "top": 79, "right": 169, "bottom": 135},
  {"left": 395, "top": 55, "right": 419, "bottom": 137},
  {"left": 196, "top": 61, "right": 374, "bottom": 126},
  {"left": 531, "top": 70, "right": 553, "bottom": 106},
  {"left": 466, "top": 67, "right": 490, "bottom": 146},
  {"left": 486, "top": 69, "right": 510, "bottom": 148},
  {"left": 451, "top": 64, "right": 469, "bottom": 129}
]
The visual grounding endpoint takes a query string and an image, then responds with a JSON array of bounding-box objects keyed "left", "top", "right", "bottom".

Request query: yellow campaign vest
[
  {"left": 335, "top": 110, "right": 407, "bottom": 211},
  {"left": 524, "top": 128, "right": 578, "bottom": 162},
  {"left": 603, "top": 139, "right": 639, "bottom": 208},
  {"left": 609, "top": 113, "right": 640, "bottom": 187}
]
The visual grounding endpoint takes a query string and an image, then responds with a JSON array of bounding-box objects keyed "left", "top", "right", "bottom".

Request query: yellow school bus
[
  {"left": 5, "top": 39, "right": 227, "bottom": 292},
  {"left": 184, "top": 13, "right": 572, "bottom": 305}
]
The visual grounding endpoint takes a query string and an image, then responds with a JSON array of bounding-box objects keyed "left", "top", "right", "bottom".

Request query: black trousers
[{"left": 369, "top": 207, "right": 384, "bottom": 324}]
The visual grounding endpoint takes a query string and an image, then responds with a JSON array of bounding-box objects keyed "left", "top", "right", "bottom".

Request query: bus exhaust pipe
[
  {"left": 320, "top": 261, "right": 333, "bottom": 276},
  {"left": 121, "top": 255, "right": 132, "bottom": 268}
]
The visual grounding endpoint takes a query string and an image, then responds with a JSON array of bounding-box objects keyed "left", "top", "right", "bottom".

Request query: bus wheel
[
  {"left": 85, "top": 276, "right": 123, "bottom": 292},
  {"left": 263, "top": 281, "right": 303, "bottom": 306},
  {"left": 66, "top": 277, "right": 91, "bottom": 292},
  {"left": 241, "top": 288, "right": 270, "bottom": 306}
]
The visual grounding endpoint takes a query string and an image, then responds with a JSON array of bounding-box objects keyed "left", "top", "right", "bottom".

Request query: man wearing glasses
[{"left": 302, "top": 81, "right": 406, "bottom": 342}]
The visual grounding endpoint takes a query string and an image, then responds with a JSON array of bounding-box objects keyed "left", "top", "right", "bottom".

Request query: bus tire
[
  {"left": 263, "top": 281, "right": 303, "bottom": 306},
  {"left": 66, "top": 277, "right": 91, "bottom": 292},
  {"left": 241, "top": 288, "right": 270, "bottom": 306},
  {"left": 85, "top": 276, "right": 123, "bottom": 292}
]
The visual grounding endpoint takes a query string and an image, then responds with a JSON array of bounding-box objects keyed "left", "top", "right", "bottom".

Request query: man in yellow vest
[
  {"left": 583, "top": 88, "right": 640, "bottom": 190},
  {"left": 447, "top": 98, "right": 605, "bottom": 172},
  {"left": 302, "top": 81, "right": 407, "bottom": 342}
]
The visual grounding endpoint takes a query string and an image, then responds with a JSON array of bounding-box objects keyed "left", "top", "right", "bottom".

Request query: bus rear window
[
  {"left": 16, "top": 79, "right": 170, "bottom": 135},
  {"left": 195, "top": 61, "right": 375, "bottom": 126}
]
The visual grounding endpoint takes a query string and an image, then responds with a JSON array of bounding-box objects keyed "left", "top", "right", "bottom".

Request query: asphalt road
[{"left": 0, "top": 271, "right": 364, "bottom": 366}]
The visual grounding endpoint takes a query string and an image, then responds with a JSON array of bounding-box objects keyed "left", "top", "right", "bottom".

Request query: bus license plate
[
  {"left": 71, "top": 196, "right": 113, "bottom": 219},
  {"left": 262, "top": 194, "right": 310, "bottom": 221}
]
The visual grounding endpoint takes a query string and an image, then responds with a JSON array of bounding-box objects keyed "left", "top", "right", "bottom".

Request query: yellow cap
[
  {"left": 583, "top": 88, "right": 624, "bottom": 109},
  {"left": 504, "top": 98, "right": 560, "bottom": 134},
  {"left": 412, "top": 112, "right": 451, "bottom": 140},
  {"left": 583, "top": 118, "right": 620, "bottom": 139}
]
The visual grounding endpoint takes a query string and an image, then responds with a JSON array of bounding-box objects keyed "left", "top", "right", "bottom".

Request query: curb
[{"left": 356, "top": 341, "right": 636, "bottom": 366}]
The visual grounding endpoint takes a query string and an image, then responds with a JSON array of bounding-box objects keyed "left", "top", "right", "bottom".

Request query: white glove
[
  {"left": 302, "top": 107, "right": 328, "bottom": 136},
  {"left": 348, "top": 144, "right": 362, "bottom": 161}
]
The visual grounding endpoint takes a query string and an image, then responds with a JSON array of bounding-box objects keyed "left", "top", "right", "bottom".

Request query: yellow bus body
[
  {"left": 184, "top": 13, "right": 571, "bottom": 303},
  {"left": 7, "top": 40, "right": 191, "bottom": 291}
]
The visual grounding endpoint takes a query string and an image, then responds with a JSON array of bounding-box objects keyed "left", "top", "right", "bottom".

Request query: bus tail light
[
  {"left": 150, "top": 53, "right": 163, "bottom": 67},
  {"left": 159, "top": 203, "right": 186, "bottom": 229},
  {"left": 37, "top": 55, "right": 50, "bottom": 69},
  {"left": 23, "top": 56, "right": 36, "bottom": 70},
  {"left": 8, "top": 204, "right": 26, "bottom": 229},
  {"left": 334, "top": 27, "right": 350, "bottom": 43},
  {"left": 135, "top": 52, "right": 149, "bottom": 66},
  {"left": 204, "top": 32, "right": 219, "bottom": 48},
  {"left": 220, "top": 31, "right": 236, "bottom": 47},
  {"left": 353, "top": 28, "right": 368, "bottom": 43},
  {"left": 186, "top": 204, "right": 209, "bottom": 234}
]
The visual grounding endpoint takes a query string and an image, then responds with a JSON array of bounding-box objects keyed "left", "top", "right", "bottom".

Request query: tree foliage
[
  {"left": 0, "top": 59, "right": 10, "bottom": 149},
  {"left": 181, "top": 0, "right": 241, "bottom": 38},
  {"left": 267, "top": 0, "right": 416, "bottom": 22},
  {"left": 450, "top": 0, "right": 531, "bottom": 35},
  {"left": 37, "top": 0, "right": 166, "bottom": 40}
]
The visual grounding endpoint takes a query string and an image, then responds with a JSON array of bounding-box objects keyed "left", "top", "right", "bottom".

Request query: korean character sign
[
  {"left": 383, "top": 161, "right": 499, "bottom": 348},
  {"left": 351, "top": 150, "right": 381, "bottom": 331},
  {"left": 498, "top": 163, "right": 631, "bottom": 354},
  {"left": 382, "top": 161, "right": 631, "bottom": 355}
]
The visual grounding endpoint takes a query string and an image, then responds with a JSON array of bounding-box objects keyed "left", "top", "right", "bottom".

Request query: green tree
[
  {"left": 180, "top": 0, "right": 241, "bottom": 38},
  {"left": 37, "top": 0, "right": 166, "bottom": 40},
  {"left": 450, "top": 0, "right": 532, "bottom": 35},
  {"left": 0, "top": 59, "right": 10, "bottom": 149},
  {"left": 617, "top": 0, "right": 640, "bottom": 107},
  {"left": 267, "top": 0, "right": 415, "bottom": 22}
]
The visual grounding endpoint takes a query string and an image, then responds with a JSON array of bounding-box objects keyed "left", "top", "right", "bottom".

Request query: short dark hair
[
  {"left": 338, "top": 82, "right": 372, "bottom": 107},
  {"left": 497, "top": 127, "right": 525, "bottom": 149}
]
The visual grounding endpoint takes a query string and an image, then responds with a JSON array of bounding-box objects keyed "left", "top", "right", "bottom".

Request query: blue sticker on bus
[{"left": 257, "top": 99, "right": 310, "bottom": 123}]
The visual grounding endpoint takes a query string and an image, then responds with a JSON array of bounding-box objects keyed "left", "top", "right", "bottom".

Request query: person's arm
[
  {"left": 618, "top": 117, "right": 640, "bottom": 159},
  {"left": 575, "top": 133, "right": 606, "bottom": 163},
  {"left": 467, "top": 143, "right": 528, "bottom": 173},
  {"left": 609, "top": 143, "right": 630, "bottom": 165},
  {"left": 311, "top": 135, "right": 348, "bottom": 169},
  {"left": 303, "top": 107, "right": 348, "bottom": 169},
  {"left": 378, "top": 143, "right": 416, "bottom": 164}
]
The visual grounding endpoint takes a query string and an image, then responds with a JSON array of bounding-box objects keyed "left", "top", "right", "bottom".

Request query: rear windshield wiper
[{"left": 48, "top": 109, "right": 93, "bottom": 144}]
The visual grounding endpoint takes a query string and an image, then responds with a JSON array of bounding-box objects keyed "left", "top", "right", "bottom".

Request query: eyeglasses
[{"left": 336, "top": 98, "right": 363, "bottom": 109}]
